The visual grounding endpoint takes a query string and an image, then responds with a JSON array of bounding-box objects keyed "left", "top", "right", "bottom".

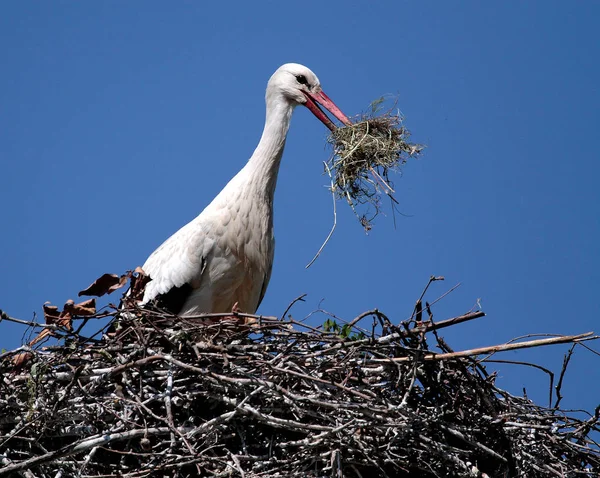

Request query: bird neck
[{"left": 246, "top": 97, "right": 295, "bottom": 199}]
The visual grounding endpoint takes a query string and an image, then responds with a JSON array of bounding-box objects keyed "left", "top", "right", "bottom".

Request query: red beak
[{"left": 303, "top": 90, "right": 352, "bottom": 131}]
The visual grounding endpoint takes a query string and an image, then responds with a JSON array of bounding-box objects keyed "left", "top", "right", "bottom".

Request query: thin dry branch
[
  {"left": 371, "top": 332, "right": 596, "bottom": 363},
  {"left": 554, "top": 343, "right": 576, "bottom": 409}
]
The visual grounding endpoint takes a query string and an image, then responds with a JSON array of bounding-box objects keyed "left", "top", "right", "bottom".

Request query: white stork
[{"left": 140, "top": 63, "right": 350, "bottom": 316}]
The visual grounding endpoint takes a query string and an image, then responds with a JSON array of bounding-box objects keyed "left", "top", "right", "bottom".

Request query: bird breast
[
  {"left": 205, "top": 186, "right": 275, "bottom": 313},
  {"left": 141, "top": 173, "right": 275, "bottom": 316}
]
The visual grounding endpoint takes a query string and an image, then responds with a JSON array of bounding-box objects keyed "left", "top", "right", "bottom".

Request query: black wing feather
[{"left": 153, "top": 283, "right": 194, "bottom": 316}]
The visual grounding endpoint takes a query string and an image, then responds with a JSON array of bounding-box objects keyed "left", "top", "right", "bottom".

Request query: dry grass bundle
[
  {"left": 0, "top": 276, "right": 599, "bottom": 478},
  {"left": 327, "top": 98, "right": 423, "bottom": 230}
]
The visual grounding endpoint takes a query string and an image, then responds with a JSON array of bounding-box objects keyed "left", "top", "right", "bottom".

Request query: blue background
[{"left": 1, "top": 2, "right": 598, "bottom": 414}]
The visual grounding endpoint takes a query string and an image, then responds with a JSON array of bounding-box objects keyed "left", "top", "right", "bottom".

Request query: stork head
[{"left": 267, "top": 63, "right": 351, "bottom": 131}]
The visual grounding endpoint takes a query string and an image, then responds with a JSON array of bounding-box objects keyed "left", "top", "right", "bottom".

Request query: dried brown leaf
[
  {"left": 28, "top": 328, "right": 53, "bottom": 347},
  {"left": 79, "top": 273, "right": 122, "bottom": 297},
  {"left": 64, "top": 298, "right": 96, "bottom": 317},
  {"left": 43, "top": 303, "right": 61, "bottom": 323},
  {"left": 11, "top": 351, "right": 33, "bottom": 369},
  {"left": 108, "top": 274, "right": 131, "bottom": 294},
  {"left": 129, "top": 267, "right": 151, "bottom": 302}
]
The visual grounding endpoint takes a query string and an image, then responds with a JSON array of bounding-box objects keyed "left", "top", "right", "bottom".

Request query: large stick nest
[{"left": 0, "top": 275, "right": 599, "bottom": 477}]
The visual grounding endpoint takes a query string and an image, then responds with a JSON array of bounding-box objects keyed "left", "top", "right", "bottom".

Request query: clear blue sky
[{"left": 1, "top": 2, "right": 598, "bottom": 413}]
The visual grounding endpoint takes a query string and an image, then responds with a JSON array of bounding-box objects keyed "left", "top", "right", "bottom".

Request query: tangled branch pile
[
  {"left": 327, "top": 98, "right": 423, "bottom": 230},
  {"left": 0, "top": 279, "right": 599, "bottom": 477}
]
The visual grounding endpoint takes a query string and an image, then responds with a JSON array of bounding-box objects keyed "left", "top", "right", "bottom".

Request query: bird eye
[{"left": 295, "top": 75, "right": 308, "bottom": 86}]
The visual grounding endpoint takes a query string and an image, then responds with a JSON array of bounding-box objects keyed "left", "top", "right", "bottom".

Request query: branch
[
  {"left": 371, "top": 332, "right": 597, "bottom": 363},
  {"left": 0, "top": 427, "right": 176, "bottom": 476}
]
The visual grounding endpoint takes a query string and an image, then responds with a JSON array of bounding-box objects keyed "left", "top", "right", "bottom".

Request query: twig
[
  {"left": 164, "top": 365, "right": 176, "bottom": 449},
  {"left": 0, "top": 428, "right": 176, "bottom": 476},
  {"left": 279, "top": 294, "right": 307, "bottom": 321},
  {"left": 306, "top": 161, "right": 338, "bottom": 268},
  {"left": 371, "top": 332, "right": 597, "bottom": 363},
  {"left": 554, "top": 343, "right": 576, "bottom": 409},
  {"left": 481, "top": 359, "right": 555, "bottom": 408}
]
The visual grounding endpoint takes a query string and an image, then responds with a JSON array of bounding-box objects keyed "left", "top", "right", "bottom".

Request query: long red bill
[{"left": 303, "top": 90, "right": 352, "bottom": 131}]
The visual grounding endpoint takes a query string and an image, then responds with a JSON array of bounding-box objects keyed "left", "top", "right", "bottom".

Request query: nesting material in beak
[{"left": 326, "top": 97, "right": 424, "bottom": 231}]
